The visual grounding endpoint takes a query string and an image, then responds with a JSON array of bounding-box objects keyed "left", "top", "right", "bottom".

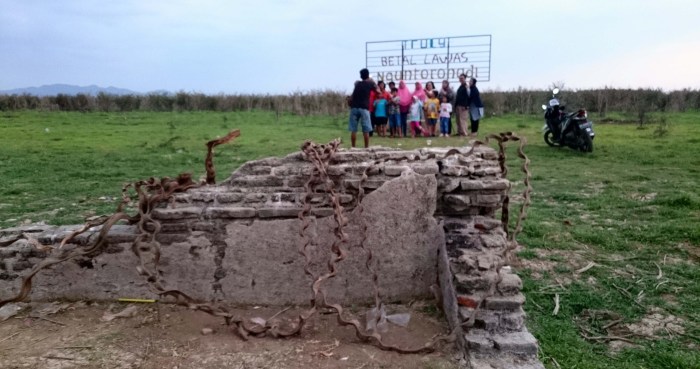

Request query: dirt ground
[{"left": 0, "top": 301, "right": 457, "bottom": 369}]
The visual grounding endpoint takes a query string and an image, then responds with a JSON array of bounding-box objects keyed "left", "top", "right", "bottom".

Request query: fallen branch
[
  {"left": 654, "top": 262, "right": 663, "bottom": 280},
  {"left": 56, "top": 346, "right": 92, "bottom": 350},
  {"left": 602, "top": 319, "right": 622, "bottom": 330},
  {"left": 0, "top": 331, "right": 21, "bottom": 343},
  {"left": 580, "top": 333, "right": 636, "bottom": 344},
  {"left": 36, "top": 316, "right": 66, "bottom": 326},
  {"left": 43, "top": 355, "right": 75, "bottom": 361},
  {"left": 612, "top": 283, "right": 645, "bottom": 308},
  {"left": 575, "top": 261, "right": 596, "bottom": 274}
]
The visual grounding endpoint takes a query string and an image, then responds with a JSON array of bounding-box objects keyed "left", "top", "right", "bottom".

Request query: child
[
  {"left": 439, "top": 95, "right": 453, "bottom": 137},
  {"left": 408, "top": 96, "right": 426, "bottom": 138},
  {"left": 373, "top": 87, "right": 388, "bottom": 137},
  {"left": 424, "top": 91, "right": 440, "bottom": 137},
  {"left": 388, "top": 88, "right": 401, "bottom": 138}
]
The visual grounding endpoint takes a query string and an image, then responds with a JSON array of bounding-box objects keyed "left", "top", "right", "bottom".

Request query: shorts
[
  {"left": 348, "top": 108, "right": 372, "bottom": 133},
  {"left": 427, "top": 118, "right": 437, "bottom": 126},
  {"left": 389, "top": 114, "right": 400, "bottom": 129},
  {"left": 375, "top": 116, "right": 388, "bottom": 126}
]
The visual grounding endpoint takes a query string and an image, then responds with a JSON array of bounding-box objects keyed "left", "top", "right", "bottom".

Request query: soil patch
[{"left": 0, "top": 302, "right": 457, "bottom": 369}]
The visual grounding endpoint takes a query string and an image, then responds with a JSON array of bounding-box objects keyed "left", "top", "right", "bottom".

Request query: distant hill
[{"left": 0, "top": 84, "right": 139, "bottom": 96}]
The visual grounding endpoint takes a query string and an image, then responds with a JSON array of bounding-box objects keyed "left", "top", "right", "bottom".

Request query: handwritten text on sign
[{"left": 365, "top": 35, "right": 492, "bottom": 83}]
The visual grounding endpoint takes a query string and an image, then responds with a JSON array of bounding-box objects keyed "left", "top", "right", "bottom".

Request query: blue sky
[{"left": 1, "top": 0, "right": 698, "bottom": 94}]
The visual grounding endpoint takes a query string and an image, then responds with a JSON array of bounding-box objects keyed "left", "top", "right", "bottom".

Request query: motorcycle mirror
[
  {"left": 541, "top": 104, "right": 547, "bottom": 110},
  {"left": 552, "top": 88, "right": 560, "bottom": 95}
]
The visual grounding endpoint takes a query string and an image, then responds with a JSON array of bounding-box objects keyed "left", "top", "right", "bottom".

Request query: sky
[{"left": 1, "top": 0, "right": 699, "bottom": 94}]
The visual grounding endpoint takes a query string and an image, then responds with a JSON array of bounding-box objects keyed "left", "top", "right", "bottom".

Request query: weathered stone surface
[
  {"left": 410, "top": 163, "right": 439, "bottom": 175},
  {"left": 206, "top": 207, "right": 257, "bottom": 219},
  {"left": 465, "top": 330, "right": 495, "bottom": 354},
  {"left": 469, "top": 356, "right": 545, "bottom": 369},
  {"left": 455, "top": 272, "right": 498, "bottom": 295},
  {"left": 444, "top": 194, "right": 471, "bottom": 207},
  {"left": 500, "top": 309, "right": 526, "bottom": 331},
  {"left": 475, "top": 194, "right": 503, "bottom": 206},
  {"left": 484, "top": 293, "right": 526, "bottom": 311},
  {"left": 437, "top": 177, "right": 462, "bottom": 192},
  {"left": 216, "top": 193, "right": 243, "bottom": 203},
  {"left": 493, "top": 331, "right": 539, "bottom": 356},
  {"left": 152, "top": 207, "right": 202, "bottom": 220},
  {"left": 229, "top": 175, "right": 284, "bottom": 187},
  {"left": 219, "top": 171, "right": 440, "bottom": 304},
  {"left": 480, "top": 233, "right": 507, "bottom": 249},
  {"left": 384, "top": 165, "right": 409, "bottom": 176},
  {"left": 257, "top": 207, "right": 303, "bottom": 218},
  {"left": 498, "top": 273, "right": 523, "bottom": 295},
  {"left": 461, "top": 179, "right": 510, "bottom": 191},
  {"left": 244, "top": 193, "right": 268, "bottom": 203}
]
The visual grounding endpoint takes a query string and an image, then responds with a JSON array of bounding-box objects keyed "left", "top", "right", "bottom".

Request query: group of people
[{"left": 347, "top": 68, "right": 483, "bottom": 148}]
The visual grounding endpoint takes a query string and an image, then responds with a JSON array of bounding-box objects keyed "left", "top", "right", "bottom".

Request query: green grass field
[{"left": 1, "top": 110, "right": 699, "bottom": 368}]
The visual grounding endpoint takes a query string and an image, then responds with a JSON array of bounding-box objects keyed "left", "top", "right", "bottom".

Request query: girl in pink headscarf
[
  {"left": 412, "top": 82, "right": 427, "bottom": 132},
  {"left": 412, "top": 82, "right": 426, "bottom": 102},
  {"left": 398, "top": 80, "right": 412, "bottom": 138}
]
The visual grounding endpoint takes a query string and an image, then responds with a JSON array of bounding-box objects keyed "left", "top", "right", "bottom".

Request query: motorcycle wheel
[
  {"left": 580, "top": 134, "right": 593, "bottom": 153},
  {"left": 544, "top": 131, "right": 559, "bottom": 147}
]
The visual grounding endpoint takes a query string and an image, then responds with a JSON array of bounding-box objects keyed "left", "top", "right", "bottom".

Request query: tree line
[{"left": 1, "top": 88, "right": 698, "bottom": 118}]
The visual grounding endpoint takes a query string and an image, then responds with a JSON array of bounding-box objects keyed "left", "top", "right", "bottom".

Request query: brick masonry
[{"left": 0, "top": 145, "right": 543, "bottom": 368}]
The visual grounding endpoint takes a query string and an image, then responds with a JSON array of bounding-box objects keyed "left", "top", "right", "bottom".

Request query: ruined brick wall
[
  {"left": 0, "top": 146, "right": 507, "bottom": 306},
  {"left": 0, "top": 144, "right": 544, "bottom": 367}
]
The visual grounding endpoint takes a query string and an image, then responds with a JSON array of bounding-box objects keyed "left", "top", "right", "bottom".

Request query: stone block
[
  {"left": 450, "top": 257, "right": 477, "bottom": 275},
  {"left": 474, "top": 311, "right": 500, "bottom": 332},
  {"left": 286, "top": 176, "right": 310, "bottom": 187},
  {"left": 331, "top": 151, "right": 373, "bottom": 163},
  {"left": 326, "top": 165, "right": 349, "bottom": 176},
  {"left": 242, "top": 193, "right": 266, "bottom": 203},
  {"left": 151, "top": 207, "right": 202, "bottom": 220},
  {"left": 444, "top": 233, "right": 480, "bottom": 251},
  {"left": 455, "top": 272, "right": 497, "bottom": 295},
  {"left": 438, "top": 177, "right": 462, "bottom": 192},
  {"left": 500, "top": 309, "right": 526, "bottom": 331},
  {"left": 498, "top": 273, "right": 523, "bottom": 295},
  {"left": 338, "top": 194, "right": 354, "bottom": 204},
  {"left": 191, "top": 221, "right": 216, "bottom": 232},
  {"left": 480, "top": 233, "right": 507, "bottom": 249},
  {"left": 251, "top": 166, "right": 273, "bottom": 175},
  {"left": 492, "top": 331, "right": 538, "bottom": 357},
  {"left": 216, "top": 193, "right": 243, "bottom": 203},
  {"left": 190, "top": 191, "right": 217, "bottom": 203},
  {"left": 475, "top": 194, "right": 503, "bottom": 206},
  {"left": 461, "top": 179, "right": 510, "bottom": 191},
  {"left": 205, "top": 207, "right": 256, "bottom": 219},
  {"left": 311, "top": 208, "right": 335, "bottom": 217},
  {"left": 229, "top": 175, "right": 285, "bottom": 187},
  {"left": 344, "top": 179, "right": 360, "bottom": 190},
  {"left": 158, "top": 222, "right": 190, "bottom": 233},
  {"left": 444, "top": 194, "right": 471, "bottom": 208},
  {"left": 410, "top": 163, "right": 439, "bottom": 175},
  {"left": 384, "top": 165, "right": 409, "bottom": 176},
  {"left": 257, "top": 207, "right": 303, "bottom": 218},
  {"left": 441, "top": 165, "right": 472, "bottom": 177},
  {"left": 270, "top": 193, "right": 298, "bottom": 203},
  {"left": 484, "top": 293, "right": 526, "bottom": 311},
  {"left": 173, "top": 194, "right": 191, "bottom": 203},
  {"left": 464, "top": 331, "right": 495, "bottom": 354}
]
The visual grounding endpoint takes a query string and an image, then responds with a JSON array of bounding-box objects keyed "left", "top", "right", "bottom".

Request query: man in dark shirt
[
  {"left": 455, "top": 73, "right": 469, "bottom": 136},
  {"left": 348, "top": 68, "right": 376, "bottom": 148}
]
